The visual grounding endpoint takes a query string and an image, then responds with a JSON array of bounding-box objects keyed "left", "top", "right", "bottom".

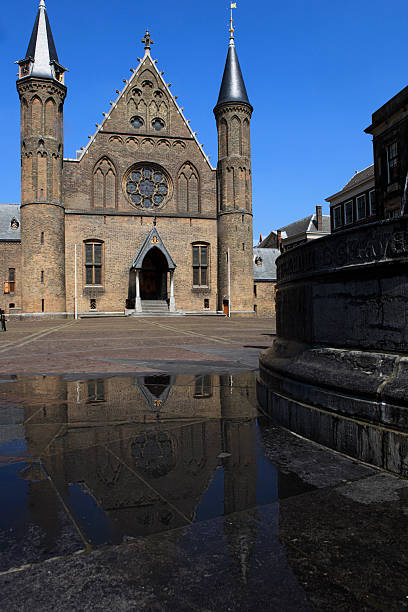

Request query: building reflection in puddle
[{"left": 0, "top": 373, "right": 279, "bottom": 549}]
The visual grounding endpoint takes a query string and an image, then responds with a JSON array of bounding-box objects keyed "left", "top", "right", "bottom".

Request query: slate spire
[
  {"left": 215, "top": 15, "right": 251, "bottom": 109},
  {"left": 18, "top": 0, "right": 63, "bottom": 81}
]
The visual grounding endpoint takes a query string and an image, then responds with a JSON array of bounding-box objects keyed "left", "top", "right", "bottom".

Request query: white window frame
[
  {"left": 333, "top": 205, "right": 343, "bottom": 229},
  {"left": 356, "top": 194, "right": 366, "bottom": 221},
  {"left": 386, "top": 142, "right": 398, "bottom": 185},
  {"left": 344, "top": 200, "right": 353, "bottom": 225}
]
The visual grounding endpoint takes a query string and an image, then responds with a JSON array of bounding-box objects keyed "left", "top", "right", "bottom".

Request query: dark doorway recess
[
  {"left": 144, "top": 375, "right": 171, "bottom": 398},
  {"left": 140, "top": 247, "right": 168, "bottom": 300}
]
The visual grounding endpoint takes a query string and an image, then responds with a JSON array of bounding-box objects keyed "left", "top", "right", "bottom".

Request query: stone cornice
[
  {"left": 217, "top": 210, "right": 253, "bottom": 218},
  {"left": 21, "top": 201, "right": 65, "bottom": 210},
  {"left": 17, "top": 78, "right": 67, "bottom": 101},
  {"left": 214, "top": 103, "right": 252, "bottom": 119},
  {"left": 64, "top": 208, "right": 217, "bottom": 220}
]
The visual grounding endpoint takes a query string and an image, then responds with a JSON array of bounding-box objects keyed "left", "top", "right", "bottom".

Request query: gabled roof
[
  {"left": 0, "top": 204, "right": 21, "bottom": 241},
  {"left": 131, "top": 227, "right": 176, "bottom": 270},
  {"left": 278, "top": 214, "right": 331, "bottom": 238},
  {"left": 215, "top": 35, "right": 251, "bottom": 109},
  {"left": 71, "top": 38, "right": 213, "bottom": 170},
  {"left": 258, "top": 231, "right": 278, "bottom": 249},
  {"left": 341, "top": 165, "right": 374, "bottom": 191},
  {"left": 253, "top": 248, "right": 280, "bottom": 281},
  {"left": 325, "top": 165, "right": 374, "bottom": 202}
]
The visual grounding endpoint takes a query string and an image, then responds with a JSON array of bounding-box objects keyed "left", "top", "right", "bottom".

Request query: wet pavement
[
  {"left": 1, "top": 319, "right": 408, "bottom": 610},
  {"left": 0, "top": 370, "right": 408, "bottom": 611}
]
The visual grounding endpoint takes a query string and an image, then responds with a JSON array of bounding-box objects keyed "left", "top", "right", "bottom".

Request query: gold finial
[{"left": 229, "top": 2, "right": 237, "bottom": 42}]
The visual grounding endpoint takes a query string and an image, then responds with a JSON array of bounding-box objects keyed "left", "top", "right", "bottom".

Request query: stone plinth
[{"left": 259, "top": 217, "right": 408, "bottom": 466}]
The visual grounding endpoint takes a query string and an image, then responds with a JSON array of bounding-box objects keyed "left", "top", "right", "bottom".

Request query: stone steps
[{"left": 141, "top": 300, "right": 169, "bottom": 314}]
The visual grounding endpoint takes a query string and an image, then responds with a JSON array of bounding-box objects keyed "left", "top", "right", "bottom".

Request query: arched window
[
  {"left": 192, "top": 242, "right": 209, "bottom": 287},
  {"left": 178, "top": 162, "right": 200, "bottom": 213},
  {"left": 92, "top": 157, "right": 117, "bottom": 208},
  {"left": 84, "top": 240, "right": 104, "bottom": 285}
]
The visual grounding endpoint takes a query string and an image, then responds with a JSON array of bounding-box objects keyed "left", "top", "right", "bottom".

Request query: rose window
[{"left": 125, "top": 165, "right": 170, "bottom": 209}]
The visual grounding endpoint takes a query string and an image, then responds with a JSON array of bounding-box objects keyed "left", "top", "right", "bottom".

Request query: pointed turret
[
  {"left": 215, "top": 13, "right": 251, "bottom": 110},
  {"left": 214, "top": 9, "right": 254, "bottom": 316},
  {"left": 215, "top": 36, "right": 251, "bottom": 109},
  {"left": 16, "top": 0, "right": 68, "bottom": 315},
  {"left": 17, "top": 0, "right": 66, "bottom": 83}
]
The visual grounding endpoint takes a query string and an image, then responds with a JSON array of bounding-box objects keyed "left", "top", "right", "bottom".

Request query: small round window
[
  {"left": 130, "top": 116, "right": 144, "bottom": 130},
  {"left": 152, "top": 118, "right": 165, "bottom": 131},
  {"left": 124, "top": 164, "right": 171, "bottom": 210}
]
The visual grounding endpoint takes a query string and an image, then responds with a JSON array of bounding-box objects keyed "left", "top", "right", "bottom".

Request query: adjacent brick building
[{"left": 1, "top": 1, "right": 255, "bottom": 317}]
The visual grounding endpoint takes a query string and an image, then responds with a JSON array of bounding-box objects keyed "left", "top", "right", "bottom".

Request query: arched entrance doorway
[
  {"left": 140, "top": 247, "right": 168, "bottom": 300},
  {"left": 129, "top": 227, "right": 177, "bottom": 313}
]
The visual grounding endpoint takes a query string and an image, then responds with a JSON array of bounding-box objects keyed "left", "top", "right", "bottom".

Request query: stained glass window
[{"left": 125, "top": 165, "right": 169, "bottom": 209}]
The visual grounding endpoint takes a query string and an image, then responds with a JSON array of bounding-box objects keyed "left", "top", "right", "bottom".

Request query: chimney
[
  {"left": 316, "top": 205, "right": 322, "bottom": 231},
  {"left": 277, "top": 230, "right": 282, "bottom": 251},
  {"left": 259, "top": 233, "right": 263, "bottom": 244}
]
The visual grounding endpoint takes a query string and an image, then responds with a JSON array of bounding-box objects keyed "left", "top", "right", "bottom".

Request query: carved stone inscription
[{"left": 278, "top": 218, "right": 408, "bottom": 285}]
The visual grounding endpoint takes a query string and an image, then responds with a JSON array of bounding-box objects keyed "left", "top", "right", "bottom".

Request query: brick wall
[
  {"left": 64, "top": 213, "right": 218, "bottom": 313},
  {"left": 0, "top": 242, "right": 22, "bottom": 313},
  {"left": 253, "top": 281, "right": 276, "bottom": 317}
]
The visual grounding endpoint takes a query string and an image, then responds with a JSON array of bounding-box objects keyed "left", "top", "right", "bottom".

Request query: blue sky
[{"left": 1, "top": 0, "right": 407, "bottom": 239}]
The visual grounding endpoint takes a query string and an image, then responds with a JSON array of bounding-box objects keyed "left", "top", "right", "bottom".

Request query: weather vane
[{"left": 229, "top": 2, "right": 237, "bottom": 40}]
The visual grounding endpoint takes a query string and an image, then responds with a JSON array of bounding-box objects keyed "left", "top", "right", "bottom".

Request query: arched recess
[
  {"left": 245, "top": 168, "right": 252, "bottom": 210},
  {"left": 52, "top": 154, "right": 60, "bottom": 201},
  {"left": 159, "top": 101, "right": 168, "bottom": 126},
  {"left": 243, "top": 118, "right": 250, "bottom": 156},
  {"left": 138, "top": 69, "right": 156, "bottom": 90},
  {"left": 128, "top": 98, "right": 137, "bottom": 117},
  {"left": 230, "top": 115, "right": 242, "bottom": 156},
  {"left": 22, "top": 153, "right": 33, "bottom": 202},
  {"left": 219, "top": 118, "right": 228, "bottom": 157},
  {"left": 177, "top": 162, "right": 200, "bottom": 213},
  {"left": 149, "top": 100, "right": 159, "bottom": 124},
  {"left": 137, "top": 99, "right": 147, "bottom": 128},
  {"left": 92, "top": 157, "right": 117, "bottom": 208},
  {"left": 37, "top": 152, "right": 47, "bottom": 201},
  {"left": 31, "top": 96, "right": 43, "bottom": 135},
  {"left": 22, "top": 99, "right": 29, "bottom": 136},
  {"left": 45, "top": 98, "right": 56, "bottom": 137},
  {"left": 57, "top": 104, "right": 63, "bottom": 143}
]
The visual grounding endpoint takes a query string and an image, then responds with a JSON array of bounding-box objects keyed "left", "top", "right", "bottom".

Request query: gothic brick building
[{"left": 1, "top": 1, "right": 254, "bottom": 317}]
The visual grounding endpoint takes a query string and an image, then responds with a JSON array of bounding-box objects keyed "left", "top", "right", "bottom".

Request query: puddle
[{"left": 0, "top": 372, "right": 315, "bottom": 569}]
